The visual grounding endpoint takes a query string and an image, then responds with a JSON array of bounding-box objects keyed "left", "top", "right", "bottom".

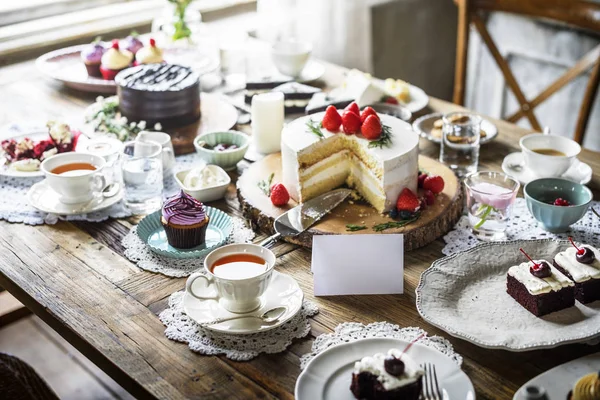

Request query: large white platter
[
  {"left": 295, "top": 337, "right": 475, "bottom": 400},
  {"left": 416, "top": 239, "right": 600, "bottom": 351}
]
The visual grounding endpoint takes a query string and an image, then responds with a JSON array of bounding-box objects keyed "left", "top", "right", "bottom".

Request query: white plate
[
  {"left": 514, "top": 352, "right": 600, "bottom": 400},
  {"left": 417, "top": 239, "right": 600, "bottom": 351},
  {"left": 412, "top": 112, "right": 498, "bottom": 144},
  {"left": 27, "top": 179, "right": 123, "bottom": 215},
  {"left": 183, "top": 270, "right": 303, "bottom": 335},
  {"left": 502, "top": 152, "right": 592, "bottom": 185},
  {"left": 329, "top": 81, "right": 428, "bottom": 114},
  {"left": 295, "top": 337, "right": 475, "bottom": 400}
]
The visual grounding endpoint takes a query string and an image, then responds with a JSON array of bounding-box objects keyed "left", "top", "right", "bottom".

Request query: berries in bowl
[
  {"left": 524, "top": 178, "right": 592, "bottom": 232},
  {"left": 193, "top": 131, "right": 249, "bottom": 171}
]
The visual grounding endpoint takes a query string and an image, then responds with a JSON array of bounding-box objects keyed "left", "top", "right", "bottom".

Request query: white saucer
[
  {"left": 502, "top": 152, "right": 592, "bottom": 185},
  {"left": 183, "top": 270, "right": 303, "bottom": 335},
  {"left": 295, "top": 337, "right": 475, "bottom": 400},
  {"left": 27, "top": 179, "right": 123, "bottom": 215}
]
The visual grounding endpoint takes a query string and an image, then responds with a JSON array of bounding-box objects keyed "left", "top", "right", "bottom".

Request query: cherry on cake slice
[
  {"left": 506, "top": 249, "right": 575, "bottom": 317},
  {"left": 350, "top": 349, "right": 423, "bottom": 400},
  {"left": 553, "top": 238, "right": 600, "bottom": 304}
]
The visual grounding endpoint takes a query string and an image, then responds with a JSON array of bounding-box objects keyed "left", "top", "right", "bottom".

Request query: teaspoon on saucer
[
  {"left": 202, "top": 306, "right": 287, "bottom": 326},
  {"left": 102, "top": 182, "right": 120, "bottom": 198}
]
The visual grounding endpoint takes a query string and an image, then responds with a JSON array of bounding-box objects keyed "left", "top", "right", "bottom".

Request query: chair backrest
[{"left": 453, "top": 0, "right": 600, "bottom": 144}]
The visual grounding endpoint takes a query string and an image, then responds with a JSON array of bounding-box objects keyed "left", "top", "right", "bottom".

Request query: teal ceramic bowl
[
  {"left": 194, "top": 131, "right": 250, "bottom": 171},
  {"left": 524, "top": 178, "right": 592, "bottom": 232},
  {"left": 136, "top": 206, "right": 233, "bottom": 259}
]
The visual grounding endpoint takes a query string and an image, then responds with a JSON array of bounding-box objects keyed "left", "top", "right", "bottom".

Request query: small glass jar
[{"left": 439, "top": 112, "right": 481, "bottom": 177}]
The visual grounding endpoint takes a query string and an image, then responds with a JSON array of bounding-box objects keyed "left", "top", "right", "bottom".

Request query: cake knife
[{"left": 259, "top": 188, "right": 352, "bottom": 248}]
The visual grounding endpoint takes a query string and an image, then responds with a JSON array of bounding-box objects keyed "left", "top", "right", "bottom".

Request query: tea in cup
[
  {"left": 41, "top": 152, "right": 106, "bottom": 204},
  {"left": 185, "top": 244, "right": 276, "bottom": 313},
  {"left": 519, "top": 134, "right": 581, "bottom": 178}
]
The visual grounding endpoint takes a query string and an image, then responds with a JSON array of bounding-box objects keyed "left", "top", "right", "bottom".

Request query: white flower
[
  {"left": 96, "top": 96, "right": 104, "bottom": 102},
  {"left": 119, "top": 116, "right": 128, "bottom": 124},
  {"left": 130, "top": 122, "right": 137, "bottom": 128},
  {"left": 154, "top": 123, "right": 162, "bottom": 130},
  {"left": 138, "top": 121, "right": 146, "bottom": 129}
]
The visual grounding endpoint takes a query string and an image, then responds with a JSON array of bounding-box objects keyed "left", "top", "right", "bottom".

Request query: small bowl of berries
[
  {"left": 194, "top": 131, "right": 249, "bottom": 171},
  {"left": 524, "top": 178, "right": 593, "bottom": 232}
]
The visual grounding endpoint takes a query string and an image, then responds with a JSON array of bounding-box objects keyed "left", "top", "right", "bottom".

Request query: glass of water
[
  {"left": 121, "top": 141, "right": 163, "bottom": 214},
  {"left": 439, "top": 112, "right": 481, "bottom": 177},
  {"left": 464, "top": 171, "right": 520, "bottom": 241}
]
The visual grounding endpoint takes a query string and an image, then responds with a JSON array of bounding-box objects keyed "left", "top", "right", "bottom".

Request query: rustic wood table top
[{"left": 1, "top": 58, "right": 599, "bottom": 400}]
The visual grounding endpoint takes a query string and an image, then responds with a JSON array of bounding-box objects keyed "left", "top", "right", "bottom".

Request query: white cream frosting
[
  {"left": 101, "top": 47, "right": 133, "bottom": 70},
  {"left": 354, "top": 349, "right": 423, "bottom": 390},
  {"left": 554, "top": 247, "right": 600, "bottom": 283},
  {"left": 508, "top": 260, "right": 574, "bottom": 295},
  {"left": 47, "top": 121, "right": 71, "bottom": 144},
  {"left": 136, "top": 44, "right": 163, "bottom": 64},
  {"left": 11, "top": 159, "right": 40, "bottom": 171},
  {"left": 183, "top": 165, "right": 227, "bottom": 189}
]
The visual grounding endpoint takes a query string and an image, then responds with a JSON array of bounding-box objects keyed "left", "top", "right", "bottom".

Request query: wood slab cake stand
[{"left": 237, "top": 153, "right": 463, "bottom": 250}]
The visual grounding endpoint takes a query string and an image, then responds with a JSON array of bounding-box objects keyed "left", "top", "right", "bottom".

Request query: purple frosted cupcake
[
  {"left": 121, "top": 32, "right": 143, "bottom": 55},
  {"left": 160, "top": 191, "right": 210, "bottom": 249},
  {"left": 81, "top": 37, "right": 105, "bottom": 77}
]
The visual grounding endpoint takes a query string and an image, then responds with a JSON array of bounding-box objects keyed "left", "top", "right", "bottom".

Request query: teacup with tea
[
  {"left": 519, "top": 134, "right": 581, "bottom": 178},
  {"left": 41, "top": 152, "right": 107, "bottom": 204},
  {"left": 185, "top": 244, "right": 276, "bottom": 313}
]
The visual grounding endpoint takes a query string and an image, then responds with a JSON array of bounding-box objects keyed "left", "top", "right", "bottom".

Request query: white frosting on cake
[
  {"left": 354, "top": 349, "right": 423, "bottom": 390},
  {"left": 281, "top": 112, "right": 419, "bottom": 213},
  {"left": 508, "top": 260, "right": 574, "bottom": 295},
  {"left": 554, "top": 247, "right": 600, "bottom": 283}
]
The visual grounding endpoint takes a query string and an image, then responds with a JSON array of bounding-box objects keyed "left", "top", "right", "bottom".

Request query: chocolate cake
[
  {"left": 115, "top": 64, "right": 200, "bottom": 129},
  {"left": 350, "top": 349, "right": 423, "bottom": 400},
  {"left": 244, "top": 82, "right": 321, "bottom": 114},
  {"left": 506, "top": 260, "right": 575, "bottom": 317},
  {"left": 553, "top": 244, "right": 600, "bottom": 304},
  {"left": 243, "top": 76, "right": 292, "bottom": 104}
]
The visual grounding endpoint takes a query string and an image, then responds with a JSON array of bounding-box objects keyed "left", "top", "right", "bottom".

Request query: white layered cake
[{"left": 281, "top": 112, "right": 419, "bottom": 213}]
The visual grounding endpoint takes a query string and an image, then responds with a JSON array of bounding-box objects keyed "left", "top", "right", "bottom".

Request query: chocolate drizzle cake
[{"left": 115, "top": 64, "right": 200, "bottom": 128}]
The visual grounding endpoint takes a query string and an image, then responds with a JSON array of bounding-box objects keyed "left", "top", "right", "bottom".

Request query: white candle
[{"left": 251, "top": 92, "right": 284, "bottom": 154}]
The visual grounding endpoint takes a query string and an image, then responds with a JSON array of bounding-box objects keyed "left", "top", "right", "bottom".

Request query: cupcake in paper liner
[{"left": 161, "top": 190, "right": 209, "bottom": 249}]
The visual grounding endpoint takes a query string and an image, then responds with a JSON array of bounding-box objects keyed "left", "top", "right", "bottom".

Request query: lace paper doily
[
  {"left": 300, "top": 321, "right": 462, "bottom": 369},
  {"left": 443, "top": 198, "right": 600, "bottom": 255},
  {"left": 159, "top": 291, "right": 319, "bottom": 361},
  {"left": 122, "top": 217, "right": 255, "bottom": 277}
]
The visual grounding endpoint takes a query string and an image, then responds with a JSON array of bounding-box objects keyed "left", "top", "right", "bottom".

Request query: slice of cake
[
  {"left": 350, "top": 349, "right": 423, "bottom": 400},
  {"left": 507, "top": 249, "right": 575, "bottom": 317},
  {"left": 244, "top": 76, "right": 292, "bottom": 104},
  {"left": 553, "top": 239, "right": 600, "bottom": 304},
  {"left": 271, "top": 82, "right": 321, "bottom": 114}
]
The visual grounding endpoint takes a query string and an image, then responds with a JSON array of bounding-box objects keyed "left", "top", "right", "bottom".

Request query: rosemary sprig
[
  {"left": 346, "top": 224, "right": 367, "bottom": 232},
  {"left": 372, "top": 215, "right": 419, "bottom": 232},
  {"left": 368, "top": 124, "right": 393, "bottom": 149},
  {"left": 257, "top": 173, "right": 274, "bottom": 196},
  {"left": 306, "top": 119, "right": 324, "bottom": 140}
]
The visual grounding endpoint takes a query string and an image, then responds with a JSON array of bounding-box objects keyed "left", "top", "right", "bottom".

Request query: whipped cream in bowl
[{"left": 175, "top": 164, "right": 231, "bottom": 203}]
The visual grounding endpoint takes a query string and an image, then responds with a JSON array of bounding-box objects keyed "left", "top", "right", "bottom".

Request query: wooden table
[{"left": 1, "top": 58, "right": 599, "bottom": 400}]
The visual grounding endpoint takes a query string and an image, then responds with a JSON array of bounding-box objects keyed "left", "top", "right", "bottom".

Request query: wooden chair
[{"left": 453, "top": 0, "right": 600, "bottom": 144}]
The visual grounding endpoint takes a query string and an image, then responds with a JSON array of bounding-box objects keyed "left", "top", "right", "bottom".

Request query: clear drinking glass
[
  {"left": 439, "top": 112, "right": 481, "bottom": 177},
  {"left": 121, "top": 141, "right": 163, "bottom": 214},
  {"left": 464, "top": 171, "right": 520, "bottom": 241}
]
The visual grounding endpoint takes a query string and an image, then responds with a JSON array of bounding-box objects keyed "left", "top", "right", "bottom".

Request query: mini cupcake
[
  {"left": 121, "top": 32, "right": 143, "bottom": 55},
  {"left": 161, "top": 191, "right": 210, "bottom": 249},
  {"left": 80, "top": 37, "right": 105, "bottom": 77},
  {"left": 135, "top": 38, "right": 164, "bottom": 66},
  {"left": 99, "top": 39, "right": 133, "bottom": 80}
]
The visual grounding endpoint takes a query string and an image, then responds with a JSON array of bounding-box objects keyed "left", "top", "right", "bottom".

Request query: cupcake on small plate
[
  {"left": 121, "top": 32, "right": 143, "bottom": 55},
  {"left": 161, "top": 190, "right": 210, "bottom": 249},
  {"left": 135, "top": 38, "right": 164, "bottom": 66},
  {"left": 80, "top": 37, "right": 105, "bottom": 77},
  {"left": 99, "top": 39, "right": 133, "bottom": 80}
]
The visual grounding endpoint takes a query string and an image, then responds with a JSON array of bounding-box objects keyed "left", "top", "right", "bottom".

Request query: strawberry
[
  {"left": 360, "top": 106, "right": 379, "bottom": 124},
  {"left": 384, "top": 96, "right": 399, "bottom": 105},
  {"left": 345, "top": 102, "right": 360, "bottom": 116},
  {"left": 361, "top": 115, "right": 382, "bottom": 140},
  {"left": 423, "top": 189, "right": 435, "bottom": 205},
  {"left": 423, "top": 175, "right": 445, "bottom": 194},
  {"left": 322, "top": 106, "right": 342, "bottom": 132},
  {"left": 341, "top": 111, "right": 361, "bottom": 135},
  {"left": 396, "top": 188, "right": 420, "bottom": 213},
  {"left": 417, "top": 173, "right": 428, "bottom": 188},
  {"left": 270, "top": 183, "right": 290, "bottom": 206}
]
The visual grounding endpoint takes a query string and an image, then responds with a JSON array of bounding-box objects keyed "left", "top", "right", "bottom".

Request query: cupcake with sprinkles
[{"left": 161, "top": 190, "right": 210, "bottom": 249}]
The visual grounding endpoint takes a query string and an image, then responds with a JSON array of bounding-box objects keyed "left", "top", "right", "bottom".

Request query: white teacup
[
  {"left": 136, "top": 131, "right": 175, "bottom": 174},
  {"left": 41, "top": 152, "right": 106, "bottom": 204},
  {"left": 272, "top": 40, "right": 312, "bottom": 78},
  {"left": 185, "top": 244, "right": 276, "bottom": 313},
  {"left": 519, "top": 134, "right": 581, "bottom": 178}
]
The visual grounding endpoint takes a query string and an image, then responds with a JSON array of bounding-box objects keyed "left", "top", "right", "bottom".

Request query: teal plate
[{"left": 136, "top": 206, "right": 233, "bottom": 259}]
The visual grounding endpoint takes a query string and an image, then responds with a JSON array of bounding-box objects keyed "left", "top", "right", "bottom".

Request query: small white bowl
[
  {"left": 174, "top": 165, "right": 231, "bottom": 203},
  {"left": 272, "top": 40, "right": 312, "bottom": 78}
]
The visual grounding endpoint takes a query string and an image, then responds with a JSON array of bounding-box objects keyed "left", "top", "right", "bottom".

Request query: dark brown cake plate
[{"left": 237, "top": 153, "right": 463, "bottom": 251}]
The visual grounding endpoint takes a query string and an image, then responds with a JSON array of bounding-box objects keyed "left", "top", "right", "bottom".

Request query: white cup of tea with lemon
[{"left": 519, "top": 134, "right": 581, "bottom": 178}]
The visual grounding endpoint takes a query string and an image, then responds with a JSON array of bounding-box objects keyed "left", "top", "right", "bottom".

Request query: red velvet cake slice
[
  {"left": 350, "top": 349, "right": 423, "bottom": 400},
  {"left": 507, "top": 257, "right": 575, "bottom": 317},
  {"left": 553, "top": 241, "right": 600, "bottom": 304}
]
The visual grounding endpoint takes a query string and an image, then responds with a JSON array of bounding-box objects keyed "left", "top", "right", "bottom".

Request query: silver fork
[{"left": 422, "top": 363, "right": 443, "bottom": 400}]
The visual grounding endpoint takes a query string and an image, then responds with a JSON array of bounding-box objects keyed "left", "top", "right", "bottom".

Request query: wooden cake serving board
[{"left": 237, "top": 153, "right": 463, "bottom": 251}]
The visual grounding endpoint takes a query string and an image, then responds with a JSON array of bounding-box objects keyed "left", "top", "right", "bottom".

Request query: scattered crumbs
[{"left": 349, "top": 200, "right": 354, "bottom": 205}]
